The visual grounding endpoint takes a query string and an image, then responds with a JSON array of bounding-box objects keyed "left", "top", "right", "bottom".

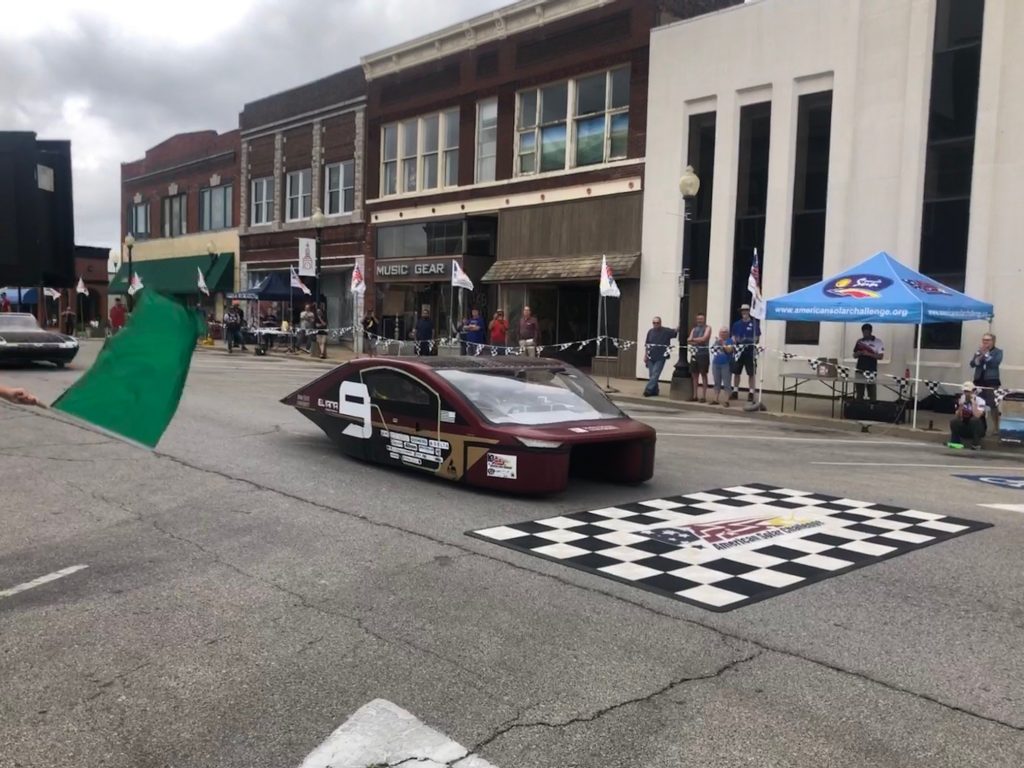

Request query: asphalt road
[{"left": 2, "top": 341, "right": 1023, "bottom": 767}]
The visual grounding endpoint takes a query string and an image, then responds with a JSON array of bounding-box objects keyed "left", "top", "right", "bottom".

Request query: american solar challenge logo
[{"left": 823, "top": 274, "right": 893, "bottom": 299}]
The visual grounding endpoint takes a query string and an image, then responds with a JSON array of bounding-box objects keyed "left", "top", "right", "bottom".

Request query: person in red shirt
[
  {"left": 488, "top": 309, "right": 509, "bottom": 354},
  {"left": 1, "top": 292, "right": 11, "bottom": 313},
  {"left": 109, "top": 297, "right": 127, "bottom": 333}
]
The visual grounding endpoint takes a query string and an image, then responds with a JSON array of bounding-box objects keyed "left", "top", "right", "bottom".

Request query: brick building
[
  {"left": 116, "top": 130, "right": 241, "bottom": 315},
  {"left": 360, "top": 0, "right": 740, "bottom": 370},
  {"left": 237, "top": 66, "right": 367, "bottom": 334}
]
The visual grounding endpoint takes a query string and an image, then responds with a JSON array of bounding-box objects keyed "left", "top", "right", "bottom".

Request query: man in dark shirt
[
  {"left": 643, "top": 316, "right": 677, "bottom": 397},
  {"left": 414, "top": 308, "right": 434, "bottom": 356},
  {"left": 729, "top": 304, "right": 761, "bottom": 401},
  {"left": 853, "top": 323, "right": 884, "bottom": 400},
  {"left": 517, "top": 305, "right": 540, "bottom": 356}
]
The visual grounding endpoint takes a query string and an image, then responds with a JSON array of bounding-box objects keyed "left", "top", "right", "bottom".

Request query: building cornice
[{"left": 360, "top": 0, "right": 614, "bottom": 81}]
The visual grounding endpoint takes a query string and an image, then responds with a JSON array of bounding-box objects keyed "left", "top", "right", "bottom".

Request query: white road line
[
  {"left": 814, "top": 461, "right": 1024, "bottom": 468},
  {"left": 0, "top": 565, "right": 89, "bottom": 599},
  {"left": 979, "top": 504, "right": 1024, "bottom": 513},
  {"left": 657, "top": 433, "right": 926, "bottom": 446},
  {"left": 299, "top": 698, "right": 496, "bottom": 768}
]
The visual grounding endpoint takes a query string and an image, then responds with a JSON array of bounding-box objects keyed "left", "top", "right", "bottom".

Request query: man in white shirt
[{"left": 949, "top": 381, "right": 987, "bottom": 450}]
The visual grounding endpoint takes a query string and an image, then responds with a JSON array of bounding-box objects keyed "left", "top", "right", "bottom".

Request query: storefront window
[{"left": 376, "top": 220, "right": 467, "bottom": 259}]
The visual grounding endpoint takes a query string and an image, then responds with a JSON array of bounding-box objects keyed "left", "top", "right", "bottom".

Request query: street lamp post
[
  {"left": 123, "top": 233, "right": 135, "bottom": 312},
  {"left": 310, "top": 207, "right": 327, "bottom": 352},
  {"left": 674, "top": 166, "right": 701, "bottom": 379}
]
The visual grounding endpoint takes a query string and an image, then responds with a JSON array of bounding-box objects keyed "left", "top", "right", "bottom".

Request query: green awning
[{"left": 110, "top": 253, "right": 234, "bottom": 295}]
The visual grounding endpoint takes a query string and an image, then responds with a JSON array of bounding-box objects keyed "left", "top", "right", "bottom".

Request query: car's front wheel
[{"left": 54, "top": 361, "right": 66, "bottom": 369}]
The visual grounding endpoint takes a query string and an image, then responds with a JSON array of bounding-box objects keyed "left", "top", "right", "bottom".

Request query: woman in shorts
[
  {"left": 687, "top": 313, "right": 712, "bottom": 402},
  {"left": 709, "top": 328, "right": 735, "bottom": 407}
]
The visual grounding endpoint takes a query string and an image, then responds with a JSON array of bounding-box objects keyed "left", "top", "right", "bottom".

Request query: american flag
[
  {"left": 748, "top": 249, "right": 765, "bottom": 320},
  {"left": 687, "top": 517, "right": 776, "bottom": 544}
]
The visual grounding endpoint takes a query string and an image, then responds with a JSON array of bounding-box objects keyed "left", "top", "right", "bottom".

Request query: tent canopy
[
  {"left": 227, "top": 272, "right": 301, "bottom": 302},
  {"left": 765, "top": 251, "right": 993, "bottom": 324}
]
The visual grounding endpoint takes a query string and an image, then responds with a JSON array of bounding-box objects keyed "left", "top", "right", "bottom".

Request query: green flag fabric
[{"left": 53, "top": 291, "right": 199, "bottom": 448}]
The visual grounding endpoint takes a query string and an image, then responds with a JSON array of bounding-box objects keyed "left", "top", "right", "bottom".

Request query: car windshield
[
  {"left": 0, "top": 314, "right": 42, "bottom": 331},
  {"left": 437, "top": 367, "right": 623, "bottom": 425}
]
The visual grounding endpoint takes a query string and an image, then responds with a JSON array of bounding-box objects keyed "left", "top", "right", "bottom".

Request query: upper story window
[
  {"left": 476, "top": 98, "right": 498, "bottom": 183},
  {"left": 286, "top": 169, "right": 312, "bottom": 221},
  {"left": 250, "top": 177, "right": 272, "bottom": 226},
  {"left": 129, "top": 201, "right": 149, "bottom": 237},
  {"left": 381, "top": 108, "right": 459, "bottom": 196},
  {"left": 516, "top": 66, "right": 630, "bottom": 176},
  {"left": 200, "top": 184, "right": 233, "bottom": 231},
  {"left": 325, "top": 160, "right": 355, "bottom": 215},
  {"left": 162, "top": 193, "right": 187, "bottom": 237}
]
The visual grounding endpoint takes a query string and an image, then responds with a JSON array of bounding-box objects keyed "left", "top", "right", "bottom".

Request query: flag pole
[{"left": 912, "top": 323, "right": 922, "bottom": 430}]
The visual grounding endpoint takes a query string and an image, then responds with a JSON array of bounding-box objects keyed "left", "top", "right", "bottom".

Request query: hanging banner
[{"left": 298, "top": 238, "right": 316, "bottom": 277}]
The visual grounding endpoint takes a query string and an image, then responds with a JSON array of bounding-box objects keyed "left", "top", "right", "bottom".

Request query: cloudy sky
[{"left": 1, "top": 0, "right": 508, "bottom": 249}]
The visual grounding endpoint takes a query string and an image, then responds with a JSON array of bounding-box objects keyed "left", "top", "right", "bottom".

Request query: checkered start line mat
[{"left": 467, "top": 483, "right": 991, "bottom": 612}]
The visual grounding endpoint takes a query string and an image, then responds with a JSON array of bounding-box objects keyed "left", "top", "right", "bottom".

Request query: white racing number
[{"left": 339, "top": 380, "right": 373, "bottom": 439}]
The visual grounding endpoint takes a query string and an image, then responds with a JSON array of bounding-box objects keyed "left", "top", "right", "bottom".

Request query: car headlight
[
  {"left": 60, "top": 340, "right": 78, "bottom": 349},
  {"left": 516, "top": 437, "right": 563, "bottom": 449}
]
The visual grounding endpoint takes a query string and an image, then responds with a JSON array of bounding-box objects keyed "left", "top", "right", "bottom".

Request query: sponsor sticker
[
  {"left": 486, "top": 453, "right": 517, "bottom": 480},
  {"left": 639, "top": 513, "right": 824, "bottom": 553},
  {"left": 296, "top": 394, "right": 311, "bottom": 407},
  {"left": 823, "top": 274, "right": 893, "bottom": 299},
  {"left": 903, "top": 278, "right": 952, "bottom": 295},
  {"left": 440, "top": 410, "right": 456, "bottom": 424}
]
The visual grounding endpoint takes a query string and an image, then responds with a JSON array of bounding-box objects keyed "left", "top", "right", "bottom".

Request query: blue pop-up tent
[{"left": 765, "top": 251, "right": 994, "bottom": 427}]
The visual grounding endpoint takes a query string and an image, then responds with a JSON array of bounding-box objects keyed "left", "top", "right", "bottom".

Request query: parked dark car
[
  {"left": 0, "top": 313, "right": 79, "bottom": 367},
  {"left": 282, "top": 357, "right": 656, "bottom": 495}
]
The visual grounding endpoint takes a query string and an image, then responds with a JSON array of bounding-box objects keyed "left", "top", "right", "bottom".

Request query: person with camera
[
  {"left": 970, "top": 332, "right": 1002, "bottom": 430},
  {"left": 949, "top": 381, "right": 987, "bottom": 450}
]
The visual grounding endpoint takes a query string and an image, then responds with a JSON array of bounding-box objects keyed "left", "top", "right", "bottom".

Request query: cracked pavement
[{"left": 1, "top": 343, "right": 1022, "bottom": 767}]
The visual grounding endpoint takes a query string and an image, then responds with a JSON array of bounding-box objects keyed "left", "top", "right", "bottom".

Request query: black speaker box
[
  {"left": 843, "top": 399, "right": 907, "bottom": 424},
  {"left": 918, "top": 393, "right": 959, "bottom": 413},
  {"left": 0, "top": 132, "right": 75, "bottom": 287}
]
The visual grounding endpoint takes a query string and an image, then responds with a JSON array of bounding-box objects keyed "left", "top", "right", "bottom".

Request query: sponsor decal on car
[
  {"left": 822, "top": 274, "right": 893, "bottom": 299},
  {"left": 638, "top": 513, "right": 824, "bottom": 553},
  {"left": 440, "top": 409, "right": 456, "bottom": 424},
  {"left": 486, "top": 453, "right": 517, "bottom": 479},
  {"left": 387, "top": 432, "right": 450, "bottom": 467},
  {"left": 903, "top": 278, "right": 951, "bottom": 295}
]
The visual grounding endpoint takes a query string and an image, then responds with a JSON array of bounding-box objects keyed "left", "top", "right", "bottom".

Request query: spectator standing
[
  {"left": 459, "top": 308, "right": 486, "bottom": 355},
  {"left": 853, "top": 323, "right": 884, "bottom": 400},
  {"left": 414, "top": 308, "right": 434, "bottom": 356},
  {"left": 949, "top": 381, "right": 987, "bottom": 450},
  {"left": 642, "top": 316, "right": 676, "bottom": 397},
  {"left": 709, "top": 327, "right": 735, "bottom": 407},
  {"left": 223, "top": 302, "right": 244, "bottom": 353},
  {"left": 729, "top": 304, "right": 761, "bottom": 402},
  {"left": 488, "top": 309, "right": 509, "bottom": 354},
  {"left": 517, "top": 306, "right": 540, "bottom": 356},
  {"left": 362, "top": 310, "right": 380, "bottom": 357},
  {"left": 109, "top": 297, "right": 126, "bottom": 334},
  {"left": 314, "top": 302, "right": 328, "bottom": 359},
  {"left": 687, "top": 313, "right": 712, "bottom": 403},
  {"left": 0, "top": 292, "right": 10, "bottom": 313},
  {"left": 970, "top": 332, "right": 1003, "bottom": 431},
  {"left": 62, "top": 306, "right": 76, "bottom": 336},
  {"left": 299, "top": 303, "right": 315, "bottom": 353}
]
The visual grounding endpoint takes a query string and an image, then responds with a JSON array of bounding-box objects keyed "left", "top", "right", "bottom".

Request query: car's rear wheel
[{"left": 55, "top": 361, "right": 66, "bottom": 369}]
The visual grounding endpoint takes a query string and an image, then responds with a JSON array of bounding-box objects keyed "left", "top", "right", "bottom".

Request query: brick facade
[{"left": 121, "top": 130, "right": 240, "bottom": 241}]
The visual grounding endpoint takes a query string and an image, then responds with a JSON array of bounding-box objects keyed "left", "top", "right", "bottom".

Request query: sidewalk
[{"left": 195, "top": 341, "right": 1019, "bottom": 452}]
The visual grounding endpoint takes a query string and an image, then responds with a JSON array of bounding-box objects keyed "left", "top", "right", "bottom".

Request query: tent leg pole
[{"left": 913, "top": 324, "right": 922, "bottom": 430}]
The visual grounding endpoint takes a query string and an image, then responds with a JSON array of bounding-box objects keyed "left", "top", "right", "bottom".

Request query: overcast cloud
[{"left": 0, "top": 0, "right": 509, "bottom": 249}]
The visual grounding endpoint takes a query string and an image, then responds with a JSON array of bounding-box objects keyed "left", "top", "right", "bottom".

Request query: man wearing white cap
[{"left": 949, "top": 381, "right": 987, "bottom": 450}]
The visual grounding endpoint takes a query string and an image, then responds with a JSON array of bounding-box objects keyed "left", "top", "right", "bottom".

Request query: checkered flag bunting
[
  {"left": 862, "top": 370, "right": 877, "bottom": 382},
  {"left": 926, "top": 380, "right": 942, "bottom": 397},
  {"left": 995, "top": 387, "right": 1010, "bottom": 405},
  {"left": 837, "top": 365, "right": 850, "bottom": 379}
]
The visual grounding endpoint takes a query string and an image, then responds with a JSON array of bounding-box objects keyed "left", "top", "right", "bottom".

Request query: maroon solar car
[{"left": 282, "top": 356, "right": 656, "bottom": 495}]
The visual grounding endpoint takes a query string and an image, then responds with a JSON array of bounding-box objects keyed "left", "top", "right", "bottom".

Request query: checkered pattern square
[{"left": 468, "top": 484, "right": 991, "bottom": 612}]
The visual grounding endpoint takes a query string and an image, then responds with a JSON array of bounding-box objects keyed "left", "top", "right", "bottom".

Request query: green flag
[{"left": 53, "top": 291, "right": 199, "bottom": 448}]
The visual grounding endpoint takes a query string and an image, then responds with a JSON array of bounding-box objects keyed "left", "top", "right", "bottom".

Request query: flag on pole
[
  {"left": 297, "top": 238, "right": 316, "bottom": 277},
  {"left": 290, "top": 266, "right": 312, "bottom": 296},
  {"left": 197, "top": 267, "right": 210, "bottom": 296},
  {"left": 451, "top": 260, "right": 474, "bottom": 291},
  {"left": 51, "top": 290, "right": 201, "bottom": 448},
  {"left": 76, "top": 276, "right": 89, "bottom": 296},
  {"left": 599, "top": 255, "right": 621, "bottom": 298},
  {"left": 748, "top": 249, "right": 765, "bottom": 320},
  {"left": 44, "top": 287, "right": 61, "bottom": 299},
  {"left": 128, "top": 272, "right": 144, "bottom": 296},
  {"left": 350, "top": 265, "right": 366, "bottom": 295}
]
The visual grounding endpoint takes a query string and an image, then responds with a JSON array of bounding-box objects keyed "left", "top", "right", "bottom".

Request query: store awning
[
  {"left": 110, "top": 253, "right": 234, "bottom": 295},
  {"left": 481, "top": 253, "right": 640, "bottom": 283}
]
